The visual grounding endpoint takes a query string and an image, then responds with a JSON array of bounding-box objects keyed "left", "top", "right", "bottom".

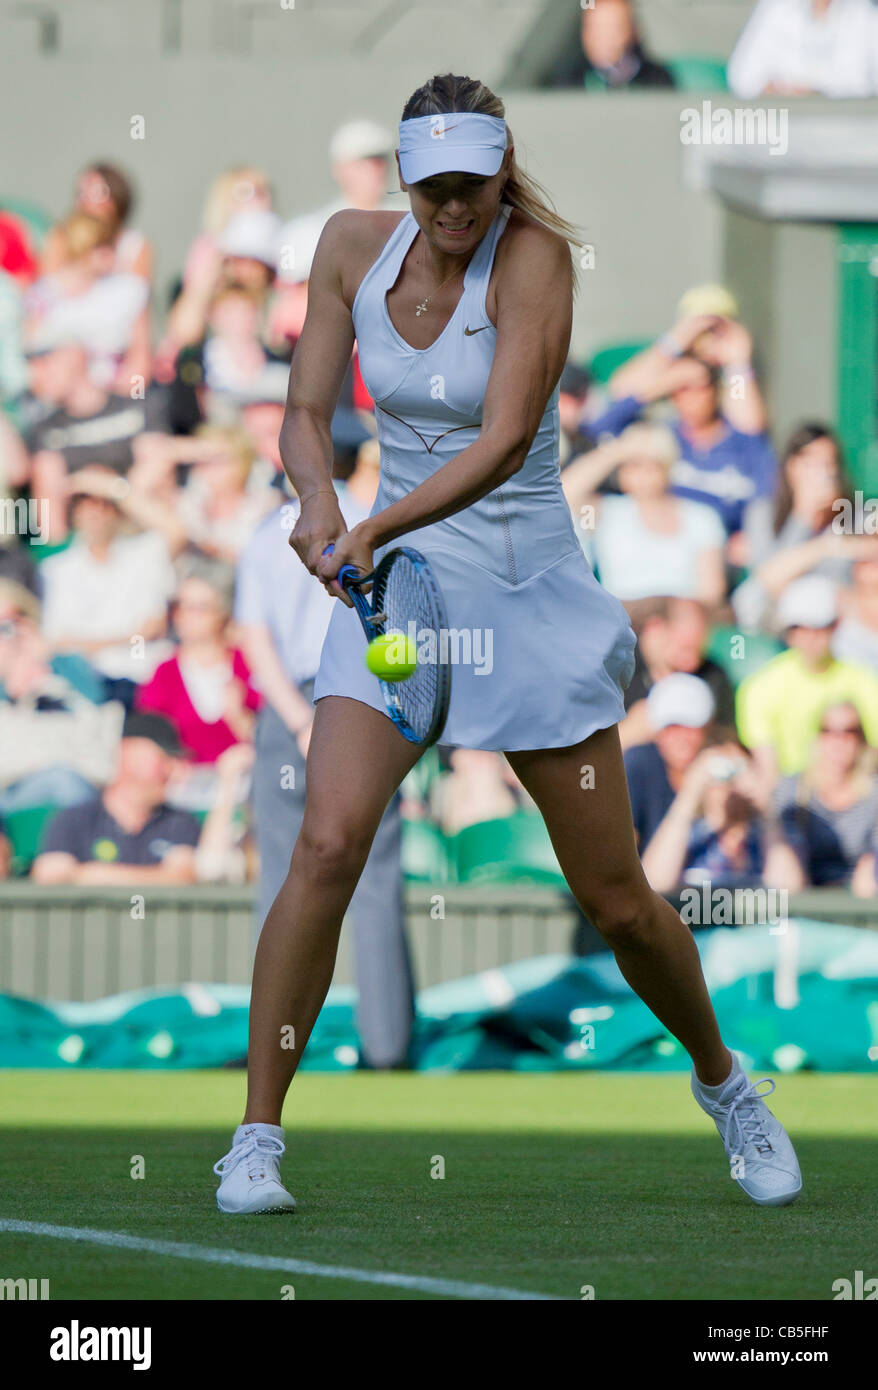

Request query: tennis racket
[{"left": 322, "top": 543, "right": 451, "bottom": 746}]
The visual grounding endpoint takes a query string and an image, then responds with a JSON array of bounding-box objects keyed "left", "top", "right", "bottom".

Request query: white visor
[{"left": 398, "top": 113, "right": 507, "bottom": 184}]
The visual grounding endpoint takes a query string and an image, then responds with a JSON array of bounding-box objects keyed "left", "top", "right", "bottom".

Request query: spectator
[
  {"left": 192, "top": 741, "right": 257, "bottom": 883},
  {"left": 24, "top": 338, "right": 168, "bottom": 542},
  {"left": 181, "top": 167, "right": 274, "bottom": 295},
  {"left": 589, "top": 312, "right": 776, "bottom": 540},
  {"left": 14, "top": 334, "right": 87, "bottom": 438},
  {"left": 642, "top": 737, "right": 767, "bottom": 894},
  {"left": 765, "top": 702, "right": 878, "bottom": 890},
  {"left": 340, "top": 436, "right": 381, "bottom": 513},
  {"left": 24, "top": 213, "right": 150, "bottom": 393},
  {"left": 728, "top": 0, "right": 878, "bottom": 100},
  {"left": 621, "top": 595, "right": 736, "bottom": 748},
  {"left": 164, "top": 208, "right": 280, "bottom": 355},
  {"left": 834, "top": 551, "right": 878, "bottom": 673},
  {"left": 128, "top": 424, "right": 278, "bottom": 567},
  {"left": 562, "top": 422, "right": 727, "bottom": 608},
  {"left": 547, "top": 0, "right": 675, "bottom": 90},
  {"left": 39, "top": 468, "right": 176, "bottom": 704},
  {"left": 176, "top": 425, "right": 278, "bottom": 564},
  {"left": 557, "top": 361, "right": 594, "bottom": 467},
  {"left": 41, "top": 162, "right": 153, "bottom": 281},
  {"left": 200, "top": 285, "right": 276, "bottom": 398},
  {"left": 153, "top": 165, "right": 274, "bottom": 379},
  {"left": 0, "top": 578, "right": 120, "bottom": 816},
  {"left": 623, "top": 673, "right": 716, "bottom": 851},
  {"left": 276, "top": 120, "right": 394, "bottom": 289},
  {"left": 239, "top": 391, "right": 287, "bottom": 492},
  {"left": 136, "top": 567, "right": 261, "bottom": 809},
  {"left": 271, "top": 120, "right": 397, "bottom": 350},
  {"left": 736, "top": 575, "right": 878, "bottom": 784},
  {"left": 32, "top": 711, "right": 200, "bottom": 885},
  {"left": 734, "top": 423, "right": 859, "bottom": 629},
  {"left": 434, "top": 749, "right": 521, "bottom": 835}
]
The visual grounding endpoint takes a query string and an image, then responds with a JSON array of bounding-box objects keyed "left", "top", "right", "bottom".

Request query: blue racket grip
[{"left": 321, "top": 543, "right": 360, "bottom": 589}]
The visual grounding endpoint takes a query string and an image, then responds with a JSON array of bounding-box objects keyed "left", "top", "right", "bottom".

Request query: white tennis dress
[{"left": 313, "top": 204, "right": 637, "bottom": 750}]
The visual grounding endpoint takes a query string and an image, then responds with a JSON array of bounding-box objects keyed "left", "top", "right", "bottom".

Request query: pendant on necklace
[{"left": 415, "top": 300, "right": 428, "bottom": 317}]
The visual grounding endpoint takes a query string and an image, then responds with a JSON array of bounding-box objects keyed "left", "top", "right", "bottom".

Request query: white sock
[
  {"left": 234, "top": 1122, "right": 284, "bottom": 1144},
  {"left": 694, "top": 1053, "right": 742, "bottom": 1098}
]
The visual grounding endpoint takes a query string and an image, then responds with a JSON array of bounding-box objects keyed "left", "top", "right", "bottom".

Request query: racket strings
[{"left": 381, "top": 555, "right": 444, "bottom": 743}]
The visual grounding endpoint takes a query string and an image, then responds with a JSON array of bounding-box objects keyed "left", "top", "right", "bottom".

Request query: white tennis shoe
[
  {"left": 691, "top": 1058, "right": 802, "bottom": 1207},
  {"left": 214, "top": 1122, "right": 297, "bottom": 1215}
]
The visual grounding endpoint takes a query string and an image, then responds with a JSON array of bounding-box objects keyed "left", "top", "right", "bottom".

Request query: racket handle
[{"left": 321, "top": 543, "right": 361, "bottom": 589}]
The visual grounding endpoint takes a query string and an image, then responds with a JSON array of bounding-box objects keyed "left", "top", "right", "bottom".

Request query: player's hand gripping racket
[{"left": 322, "top": 544, "right": 451, "bottom": 746}]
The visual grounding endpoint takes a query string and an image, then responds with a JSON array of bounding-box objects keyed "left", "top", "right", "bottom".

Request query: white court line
[{"left": 0, "top": 1219, "right": 563, "bottom": 1301}]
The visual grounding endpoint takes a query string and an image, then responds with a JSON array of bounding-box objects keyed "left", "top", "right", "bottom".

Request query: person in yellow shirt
[{"left": 736, "top": 576, "right": 878, "bottom": 786}]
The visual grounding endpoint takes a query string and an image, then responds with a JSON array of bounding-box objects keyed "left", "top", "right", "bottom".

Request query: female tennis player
[{"left": 214, "top": 74, "right": 801, "bottom": 1214}]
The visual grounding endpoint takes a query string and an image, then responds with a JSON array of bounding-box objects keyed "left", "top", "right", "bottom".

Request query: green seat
[
  {"left": 4, "top": 803, "right": 62, "bottom": 875},
  {"left": 667, "top": 56, "right": 728, "bottom": 92},
  {"left": 706, "top": 624, "right": 785, "bottom": 688},
  {"left": 401, "top": 818, "right": 450, "bottom": 882},
  {"left": 26, "top": 533, "right": 73, "bottom": 564},
  {"left": 451, "top": 813, "right": 566, "bottom": 886},
  {"left": 589, "top": 340, "right": 651, "bottom": 385}
]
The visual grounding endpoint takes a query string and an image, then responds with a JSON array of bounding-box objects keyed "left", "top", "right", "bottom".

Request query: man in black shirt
[
  {"left": 24, "top": 340, "right": 166, "bottom": 476},
  {"left": 32, "top": 712, "right": 200, "bottom": 884}
]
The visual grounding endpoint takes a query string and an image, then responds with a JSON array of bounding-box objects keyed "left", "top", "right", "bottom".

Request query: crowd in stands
[
  {"left": 2, "top": 0, "right": 878, "bottom": 901},
  {"left": 547, "top": 0, "right": 878, "bottom": 99}
]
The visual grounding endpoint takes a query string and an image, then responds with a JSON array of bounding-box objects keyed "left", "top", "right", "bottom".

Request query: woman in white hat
[{"left": 213, "top": 73, "right": 801, "bottom": 1216}]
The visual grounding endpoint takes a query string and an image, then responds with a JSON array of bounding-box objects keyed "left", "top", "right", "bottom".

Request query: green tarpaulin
[{"left": 1, "top": 921, "right": 876, "bottom": 1072}]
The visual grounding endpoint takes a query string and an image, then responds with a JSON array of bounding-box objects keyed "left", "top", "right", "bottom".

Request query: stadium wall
[{"left": 2, "top": 883, "right": 877, "bottom": 1002}]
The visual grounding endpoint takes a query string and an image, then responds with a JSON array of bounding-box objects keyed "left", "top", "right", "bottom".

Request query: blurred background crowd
[{"left": 3, "top": 0, "right": 878, "bottom": 904}]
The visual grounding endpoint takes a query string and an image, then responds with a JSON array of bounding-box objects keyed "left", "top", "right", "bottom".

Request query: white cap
[
  {"left": 329, "top": 119, "right": 393, "bottom": 165},
  {"left": 397, "top": 112, "right": 507, "bottom": 185},
  {"left": 775, "top": 575, "right": 838, "bottom": 631},
  {"left": 647, "top": 674, "right": 715, "bottom": 731},
  {"left": 219, "top": 209, "right": 282, "bottom": 268}
]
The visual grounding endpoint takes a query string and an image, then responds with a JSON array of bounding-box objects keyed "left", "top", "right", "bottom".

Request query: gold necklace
[
  {"left": 414, "top": 243, "right": 469, "bottom": 317},
  {"left": 414, "top": 267, "right": 464, "bottom": 317}
]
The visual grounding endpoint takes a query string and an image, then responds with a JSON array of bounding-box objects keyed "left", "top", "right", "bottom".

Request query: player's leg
[
  {"left": 243, "top": 693, "right": 423, "bottom": 1124},
  {"left": 506, "top": 723, "right": 801, "bottom": 1205},
  {"left": 507, "top": 723, "right": 731, "bottom": 1081}
]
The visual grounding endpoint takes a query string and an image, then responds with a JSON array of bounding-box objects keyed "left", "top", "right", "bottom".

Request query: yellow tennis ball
[{"left": 365, "top": 632, "right": 418, "bottom": 681}]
